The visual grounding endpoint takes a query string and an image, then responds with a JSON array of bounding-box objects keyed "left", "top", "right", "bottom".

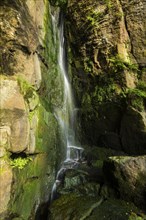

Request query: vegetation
[
  {"left": 127, "top": 81, "right": 146, "bottom": 111},
  {"left": 104, "top": 0, "right": 113, "bottom": 9},
  {"left": 17, "top": 76, "right": 36, "bottom": 98},
  {"left": 49, "top": 0, "right": 67, "bottom": 7},
  {"left": 108, "top": 55, "right": 139, "bottom": 73},
  {"left": 84, "top": 57, "right": 94, "bottom": 74},
  {"left": 10, "top": 157, "right": 32, "bottom": 169},
  {"left": 92, "top": 83, "right": 117, "bottom": 104},
  {"left": 87, "top": 10, "right": 103, "bottom": 27}
]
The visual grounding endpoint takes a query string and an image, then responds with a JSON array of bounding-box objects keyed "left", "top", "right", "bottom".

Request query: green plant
[
  {"left": 84, "top": 57, "right": 93, "bottom": 74},
  {"left": 108, "top": 55, "right": 139, "bottom": 73},
  {"left": 10, "top": 157, "right": 32, "bottom": 169},
  {"left": 86, "top": 10, "right": 103, "bottom": 26},
  {"left": 105, "top": 0, "right": 113, "bottom": 9},
  {"left": 92, "top": 83, "right": 118, "bottom": 105}
]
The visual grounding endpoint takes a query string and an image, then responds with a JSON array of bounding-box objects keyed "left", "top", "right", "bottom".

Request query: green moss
[
  {"left": 11, "top": 180, "right": 40, "bottom": 219},
  {"left": 17, "top": 76, "right": 38, "bottom": 104},
  {"left": 91, "top": 199, "right": 144, "bottom": 220},
  {"left": 17, "top": 76, "right": 34, "bottom": 95},
  {"left": 40, "top": 1, "right": 64, "bottom": 110},
  {"left": 49, "top": 193, "right": 144, "bottom": 220},
  {"left": 9, "top": 154, "right": 55, "bottom": 219},
  {"left": 35, "top": 103, "right": 58, "bottom": 154}
]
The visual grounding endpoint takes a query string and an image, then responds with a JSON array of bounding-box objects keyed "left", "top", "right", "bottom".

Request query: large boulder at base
[
  {"left": 49, "top": 193, "right": 145, "bottom": 220},
  {"left": 103, "top": 155, "right": 146, "bottom": 209}
]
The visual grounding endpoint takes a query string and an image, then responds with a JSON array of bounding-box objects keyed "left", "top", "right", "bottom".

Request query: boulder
[{"left": 103, "top": 155, "right": 146, "bottom": 209}]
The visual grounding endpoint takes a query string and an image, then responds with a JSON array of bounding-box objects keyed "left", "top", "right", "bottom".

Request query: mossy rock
[
  {"left": 49, "top": 193, "right": 145, "bottom": 220},
  {"left": 91, "top": 199, "right": 145, "bottom": 220},
  {"left": 9, "top": 154, "right": 55, "bottom": 219},
  {"left": 103, "top": 155, "right": 146, "bottom": 210}
]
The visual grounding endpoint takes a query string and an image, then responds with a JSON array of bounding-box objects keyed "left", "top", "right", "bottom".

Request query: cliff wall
[
  {"left": 0, "top": 0, "right": 62, "bottom": 219},
  {"left": 66, "top": 0, "right": 146, "bottom": 155}
]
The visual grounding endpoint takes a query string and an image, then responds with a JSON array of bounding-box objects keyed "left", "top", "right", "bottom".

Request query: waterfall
[{"left": 50, "top": 12, "right": 83, "bottom": 201}]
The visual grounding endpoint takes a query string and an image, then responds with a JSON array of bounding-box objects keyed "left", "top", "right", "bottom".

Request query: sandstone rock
[
  {"left": 103, "top": 155, "right": 146, "bottom": 209},
  {"left": 0, "top": 0, "right": 42, "bottom": 88},
  {"left": 120, "top": 0, "right": 146, "bottom": 66},
  {"left": 0, "top": 79, "right": 30, "bottom": 153},
  {"left": 0, "top": 79, "right": 26, "bottom": 111},
  {"left": 26, "top": 0, "right": 45, "bottom": 44},
  {"left": 0, "top": 159, "right": 13, "bottom": 216}
]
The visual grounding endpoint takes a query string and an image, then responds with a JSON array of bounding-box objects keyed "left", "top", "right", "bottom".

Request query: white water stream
[{"left": 51, "top": 12, "right": 83, "bottom": 200}]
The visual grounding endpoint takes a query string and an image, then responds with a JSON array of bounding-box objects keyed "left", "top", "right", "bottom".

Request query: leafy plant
[
  {"left": 108, "top": 55, "right": 139, "bottom": 73},
  {"left": 105, "top": 0, "right": 113, "bottom": 9},
  {"left": 84, "top": 57, "right": 93, "bottom": 74},
  {"left": 10, "top": 157, "right": 32, "bottom": 169},
  {"left": 87, "top": 10, "right": 103, "bottom": 27}
]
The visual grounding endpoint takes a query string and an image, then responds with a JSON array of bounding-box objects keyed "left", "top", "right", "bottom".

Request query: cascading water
[{"left": 50, "top": 12, "right": 83, "bottom": 201}]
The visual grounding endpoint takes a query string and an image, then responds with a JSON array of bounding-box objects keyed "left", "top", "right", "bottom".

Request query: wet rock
[{"left": 49, "top": 193, "right": 145, "bottom": 220}]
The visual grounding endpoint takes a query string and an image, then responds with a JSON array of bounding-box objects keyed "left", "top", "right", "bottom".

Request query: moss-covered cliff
[
  {"left": 66, "top": 0, "right": 146, "bottom": 155},
  {"left": 0, "top": 0, "right": 146, "bottom": 219},
  {"left": 0, "top": 0, "right": 64, "bottom": 219}
]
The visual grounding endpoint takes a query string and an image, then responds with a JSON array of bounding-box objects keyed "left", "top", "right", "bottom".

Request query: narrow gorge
[{"left": 0, "top": 0, "right": 146, "bottom": 219}]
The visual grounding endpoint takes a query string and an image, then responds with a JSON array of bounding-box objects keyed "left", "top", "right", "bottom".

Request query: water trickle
[{"left": 50, "top": 12, "right": 83, "bottom": 201}]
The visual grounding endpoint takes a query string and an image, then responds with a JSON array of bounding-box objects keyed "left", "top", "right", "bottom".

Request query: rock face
[
  {"left": 66, "top": 0, "right": 146, "bottom": 155},
  {"left": 0, "top": 0, "right": 62, "bottom": 219}
]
